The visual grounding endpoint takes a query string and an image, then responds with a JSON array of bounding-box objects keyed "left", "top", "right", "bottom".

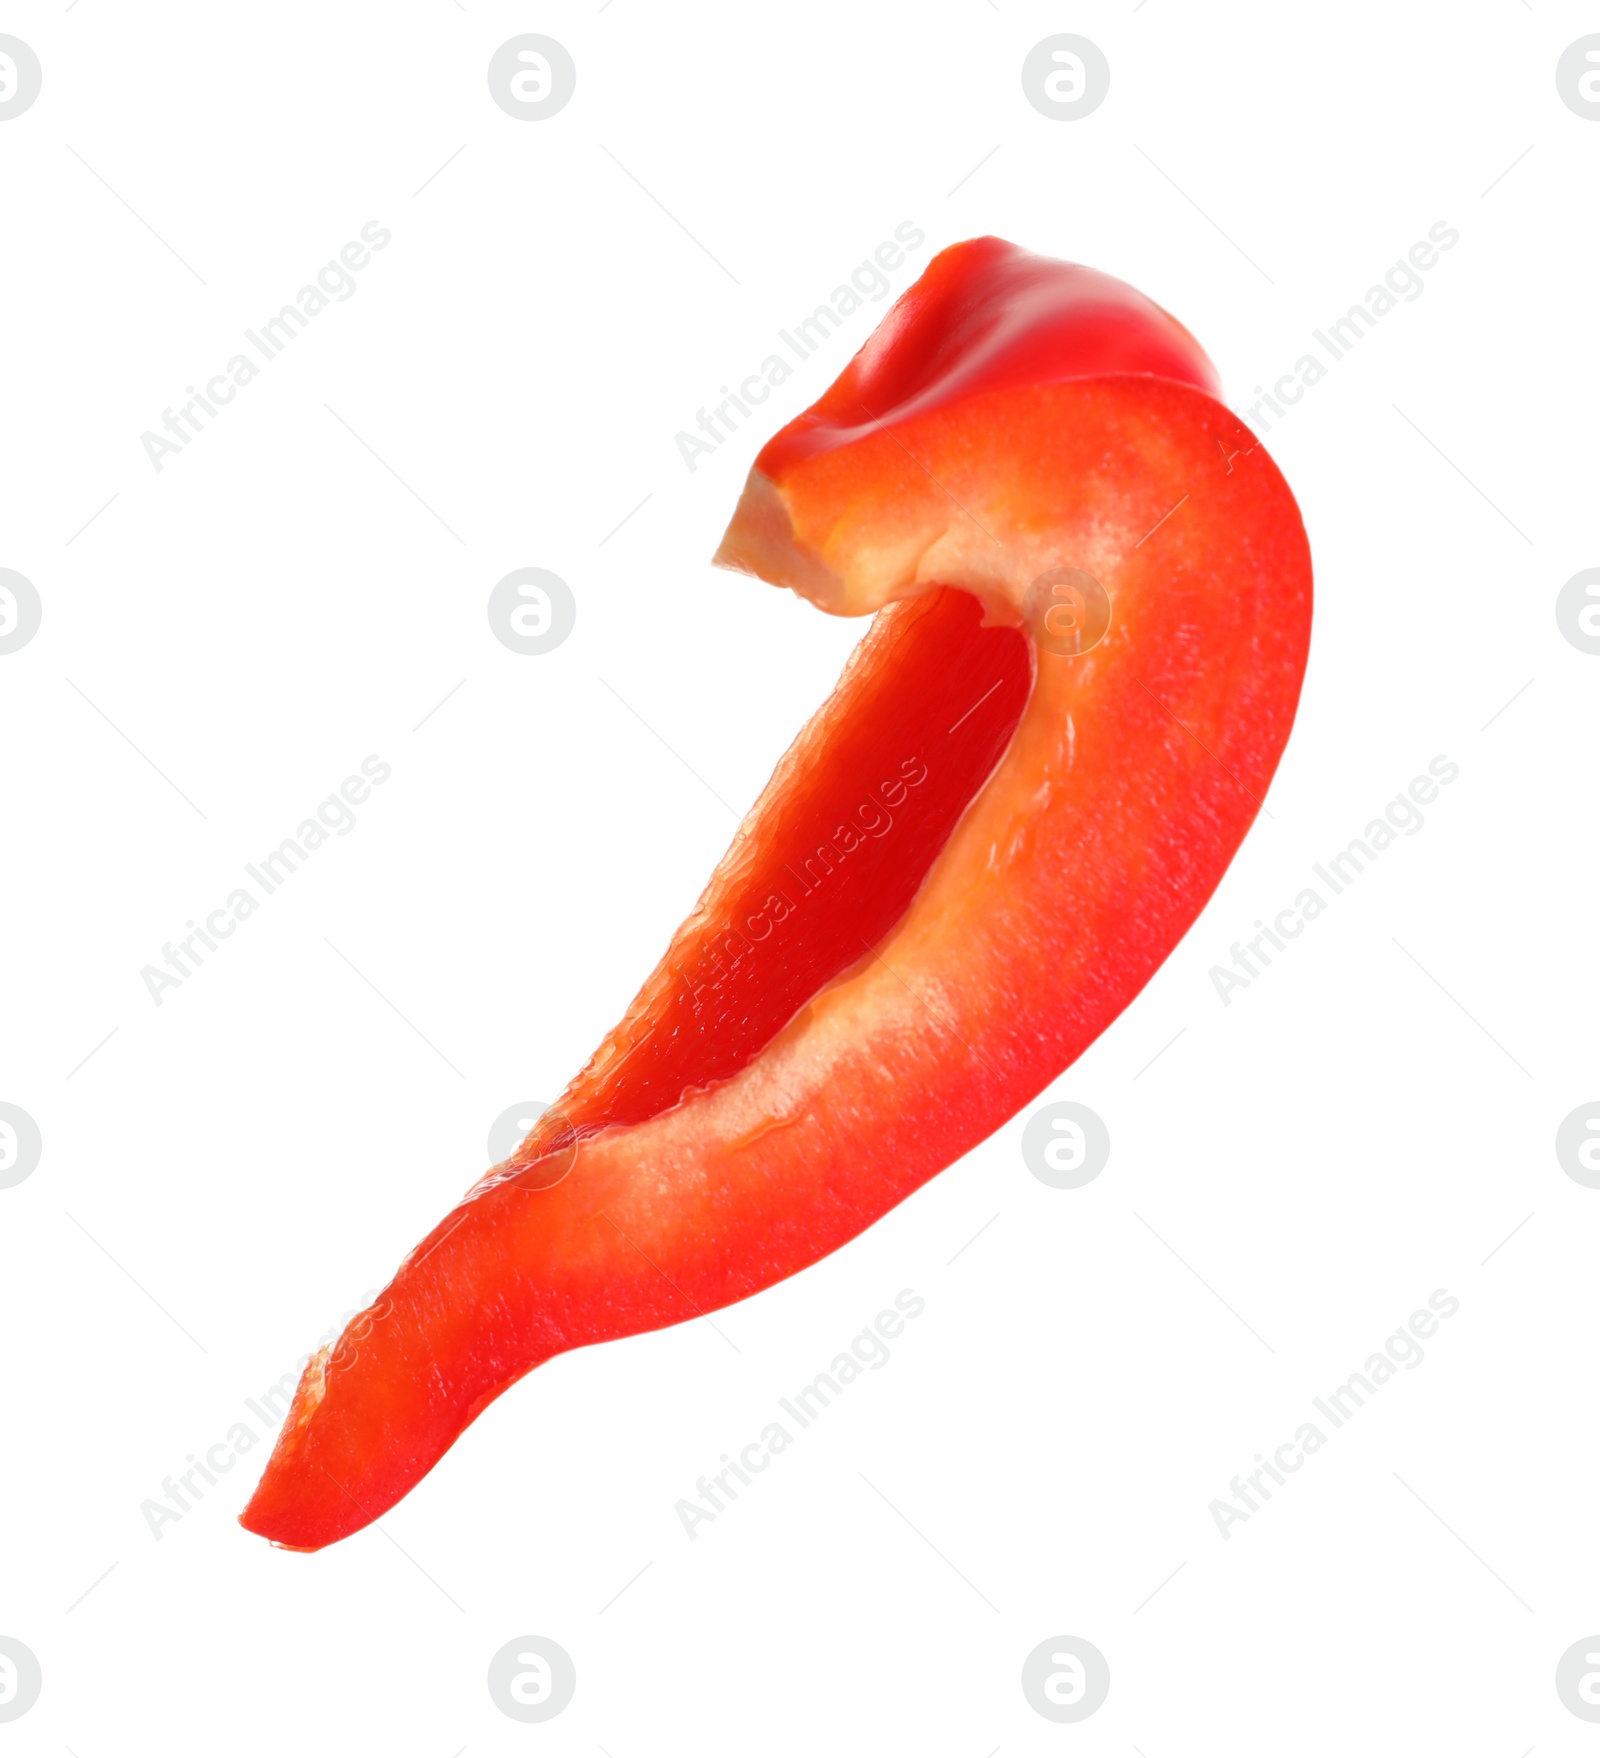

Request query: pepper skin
[{"left": 241, "top": 237, "right": 1312, "bottom": 1550}]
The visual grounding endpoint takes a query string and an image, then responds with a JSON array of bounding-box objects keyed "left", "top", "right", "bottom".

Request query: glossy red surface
[{"left": 757, "top": 235, "right": 1221, "bottom": 477}]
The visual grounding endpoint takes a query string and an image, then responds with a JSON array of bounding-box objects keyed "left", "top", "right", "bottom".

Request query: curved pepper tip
[
  {"left": 717, "top": 234, "right": 1229, "bottom": 622},
  {"left": 752, "top": 233, "right": 1223, "bottom": 482}
]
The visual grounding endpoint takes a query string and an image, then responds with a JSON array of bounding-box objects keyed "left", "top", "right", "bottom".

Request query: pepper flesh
[{"left": 241, "top": 237, "right": 1311, "bottom": 1550}]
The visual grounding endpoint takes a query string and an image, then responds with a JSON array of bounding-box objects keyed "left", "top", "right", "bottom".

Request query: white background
[{"left": 2, "top": 2, "right": 1597, "bottom": 1751}]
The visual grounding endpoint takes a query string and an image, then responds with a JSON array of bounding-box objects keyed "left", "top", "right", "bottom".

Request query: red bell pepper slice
[{"left": 241, "top": 236, "right": 1311, "bottom": 1550}]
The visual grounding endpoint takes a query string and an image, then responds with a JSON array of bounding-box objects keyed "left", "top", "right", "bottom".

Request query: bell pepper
[{"left": 241, "top": 236, "right": 1312, "bottom": 1550}]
